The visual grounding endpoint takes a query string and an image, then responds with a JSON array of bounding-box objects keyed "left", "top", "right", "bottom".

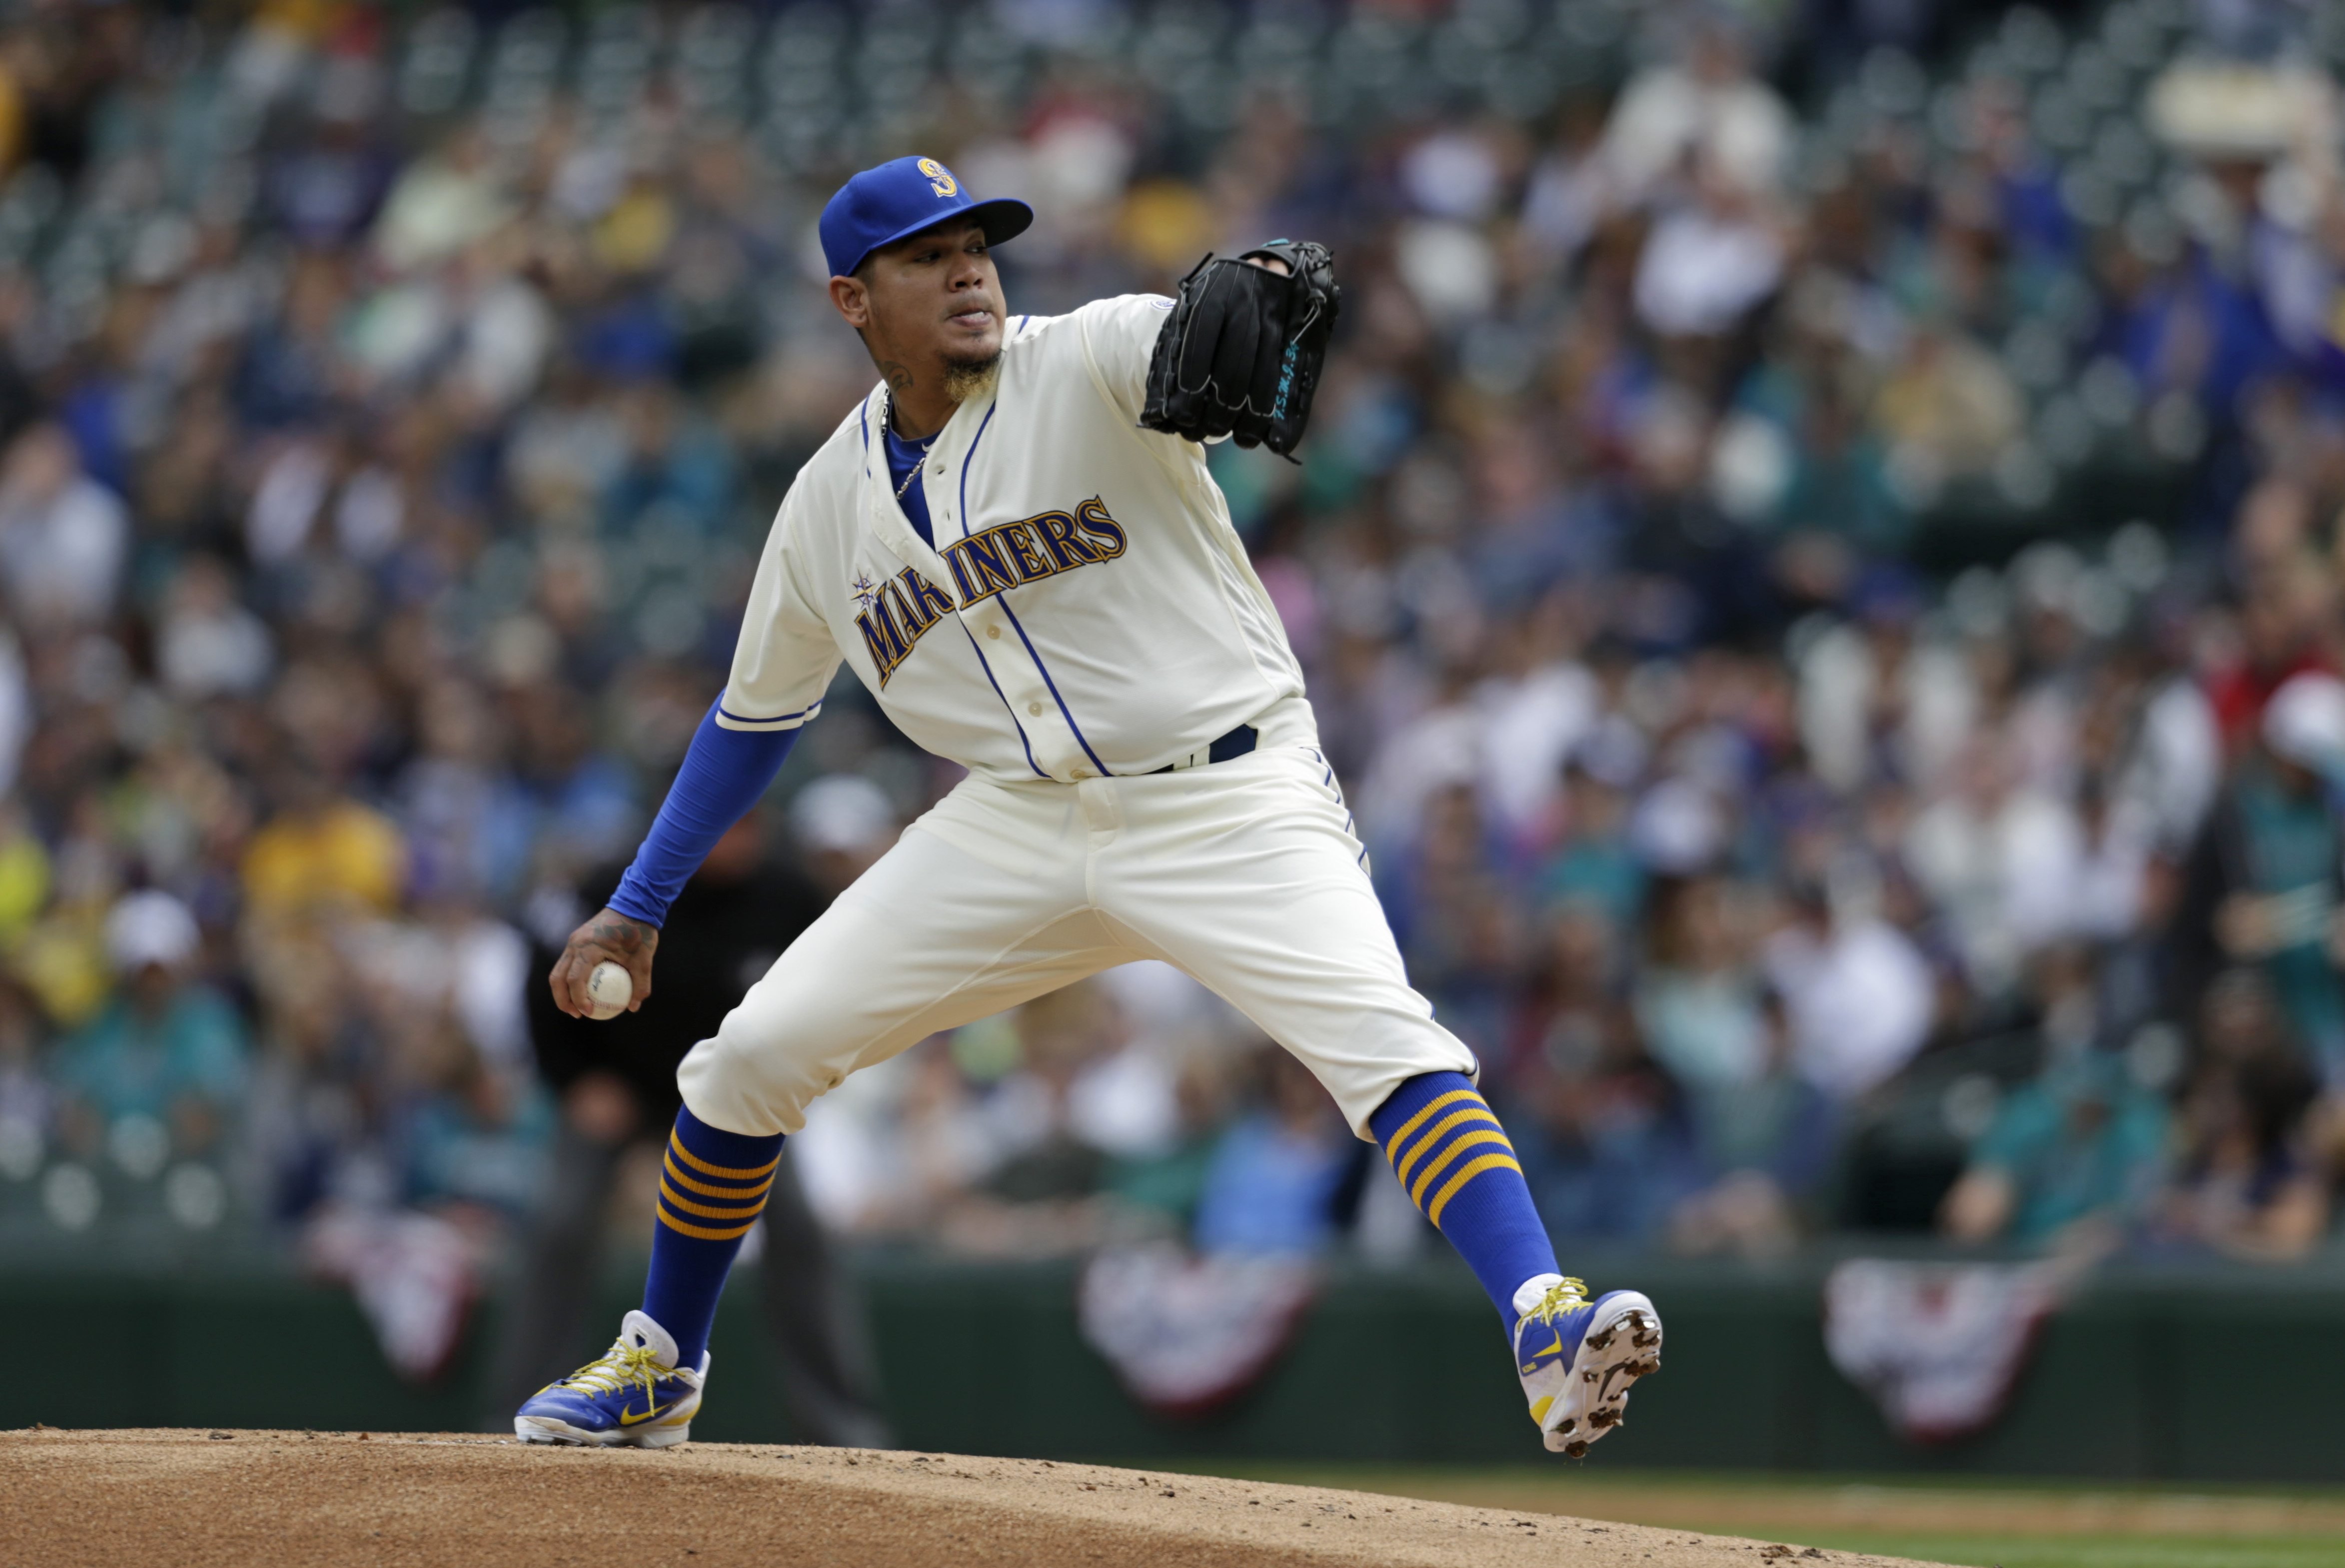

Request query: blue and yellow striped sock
[
  {"left": 1369, "top": 1071, "right": 1558, "bottom": 1327},
  {"left": 642, "top": 1106, "right": 783, "bottom": 1369}
]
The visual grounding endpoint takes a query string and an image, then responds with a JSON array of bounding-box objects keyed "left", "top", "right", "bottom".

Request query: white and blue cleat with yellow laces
[
  {"left": 515, "top": 1310, "right": 708, "bottom": 1448},
  {"left": 1512, "top": 1275, "right": 1662, "bottom": 1457}
]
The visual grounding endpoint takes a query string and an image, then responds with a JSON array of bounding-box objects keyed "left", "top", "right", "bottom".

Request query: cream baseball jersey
[{"left": 717, "top": 296, "right": 1305, "bottom": 784}]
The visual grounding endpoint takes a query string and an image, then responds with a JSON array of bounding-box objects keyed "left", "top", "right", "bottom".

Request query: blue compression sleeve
[{"left": 607, "top": 701, "right": 799, "bottom": 928}]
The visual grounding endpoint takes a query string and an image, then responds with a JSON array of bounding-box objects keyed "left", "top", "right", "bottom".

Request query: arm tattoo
[{"left": 584, "top": 912, "right": 652, "bottom": 954}]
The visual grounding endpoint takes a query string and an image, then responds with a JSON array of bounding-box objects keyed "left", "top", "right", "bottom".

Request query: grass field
[{"left": 1160, "top": 1464, "right": 2345, "bottom": 1568}]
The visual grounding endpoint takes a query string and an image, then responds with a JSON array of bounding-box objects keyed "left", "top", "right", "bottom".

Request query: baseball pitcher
[{"left": 514, "top": 156, "right": 1661, "bottom": 1458}]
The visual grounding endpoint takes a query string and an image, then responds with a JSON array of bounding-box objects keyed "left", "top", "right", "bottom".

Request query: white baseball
[{"left": 585, "top": 960, "right": 634, "bottom": 1020}]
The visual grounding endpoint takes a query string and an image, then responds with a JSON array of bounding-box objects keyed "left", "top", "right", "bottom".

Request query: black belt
[{"left": 1150, "top": 725, "right": 1258, "bottom": 774}]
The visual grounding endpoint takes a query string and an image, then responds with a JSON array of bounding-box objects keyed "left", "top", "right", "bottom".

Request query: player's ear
[{"left": 829, "top": 275, "right": 872, "bottom": 331}]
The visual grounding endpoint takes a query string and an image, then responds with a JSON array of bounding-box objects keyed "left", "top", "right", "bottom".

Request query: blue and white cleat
[
  {"left": 1511, "top": 1275, "right": 1662, "bottom": 1457},
  {"left": 515, "top": 1309, "right": 708, "bottom": 1448}
]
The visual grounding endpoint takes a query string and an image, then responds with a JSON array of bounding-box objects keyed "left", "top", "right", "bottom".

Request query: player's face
[{"left": 845, "top": 218, "right": 1005, "bottom": 370}]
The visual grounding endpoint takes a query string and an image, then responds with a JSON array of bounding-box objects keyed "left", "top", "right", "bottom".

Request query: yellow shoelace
[
  {"left": 547, "top": 1341, "right": 668, "bottom": 1402},
  {"left": 1527, "top": 1277, "right": 1591, "bottom": 1325}
]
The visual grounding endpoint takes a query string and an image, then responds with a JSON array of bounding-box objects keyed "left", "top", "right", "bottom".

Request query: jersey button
[
  {"left": 986, "top": 626, "right": 1001, "bottom": 639},
  {"left": 1027, "top": 702, "right": 1043, "bottom": 716}
]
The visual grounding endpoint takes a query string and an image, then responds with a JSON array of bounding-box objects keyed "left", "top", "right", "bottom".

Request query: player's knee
[
  {"left": 680, "top": 984, "right": 872, "bottom": 1129},
  {"left": 675, "top": 1008, "right": 829, "bottom": 1139}
]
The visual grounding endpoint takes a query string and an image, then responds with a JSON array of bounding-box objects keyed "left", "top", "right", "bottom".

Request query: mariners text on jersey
[
  {"left": 721, "top": 297, "right": 1305, "bottom": 784},
  {"left": 854, "top": 498, "right": 1130, "bottom": 688}
]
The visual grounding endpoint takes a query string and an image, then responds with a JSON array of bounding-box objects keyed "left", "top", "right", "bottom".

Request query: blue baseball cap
[{"left": 819, "top": 155, "right": 1033, "bottom": 280}]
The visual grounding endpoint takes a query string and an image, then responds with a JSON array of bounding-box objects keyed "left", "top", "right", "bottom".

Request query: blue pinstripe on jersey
[
  {"left": 957, "top": 391, "right": 1114, "bottom": 777},
  {"left": 941, "top": 402, "right": 1047, "bottom": 778},
  {"left": 998, "top": 597, "right": 1113, "bottom": 777}
]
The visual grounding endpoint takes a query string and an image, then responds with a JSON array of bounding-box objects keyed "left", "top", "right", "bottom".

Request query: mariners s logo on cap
[{"left": 819, "top": 155, "right": 1032, "bottom": 280}]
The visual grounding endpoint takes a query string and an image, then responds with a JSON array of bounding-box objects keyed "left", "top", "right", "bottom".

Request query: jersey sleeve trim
[{"left": 714, "top": 701, "right": 822, "bottom": 733}]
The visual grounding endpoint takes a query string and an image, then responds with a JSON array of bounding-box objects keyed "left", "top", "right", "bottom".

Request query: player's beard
[{"left": 941, "top": 350, "right": 1002, "bottom": 406}]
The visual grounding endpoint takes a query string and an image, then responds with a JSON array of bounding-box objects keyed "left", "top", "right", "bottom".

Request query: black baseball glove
[{"left": 1141, "top": 239, "right": 1340, "bottom": 458}]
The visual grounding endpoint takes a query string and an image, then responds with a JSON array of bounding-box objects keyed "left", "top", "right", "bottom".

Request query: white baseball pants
[{"left": 676, "top": 717, "right": 1477, "bottom": 1140}]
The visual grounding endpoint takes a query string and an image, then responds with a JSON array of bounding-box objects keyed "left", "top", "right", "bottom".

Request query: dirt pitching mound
[{"left": 1, "top": 1428, "right": 1957, "bottom": 1568}]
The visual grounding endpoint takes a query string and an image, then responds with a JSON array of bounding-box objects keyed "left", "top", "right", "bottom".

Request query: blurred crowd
[{"left": 5, "top": 0, "right": 2345, "bottom": 1295}]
